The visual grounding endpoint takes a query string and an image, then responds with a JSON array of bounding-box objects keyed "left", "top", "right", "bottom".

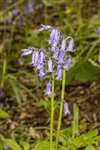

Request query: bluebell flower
[
  {"left": 56, "top": 64, "right": 62, "bottom": 80},
  {"left": 38, "top": 67, "right": 45, "bottom": 78},
  {"left": 61, "top": 39, "right": 66, "bottom": 52},
  {"left": 50, "top": 46, "right": 56, "bottom": 53},
  {"left": 64, "top": 58, "right": 71, "bottom": 71},
  {"left": 68, "top": 38, "right": 74, "bottom": 52},
  {"left": 22, "top": 47, "right": 33, "bottom": 56},
  {"left": 36, "top": 62, "right": 43, "bottom": 70},
  {"left": 64, "top": 102, "right": 70, "bottom": 116},
  {"left": 53, "top": 50, "right": 59, "bottom": 60},
  {"left": 96, "top": 28, "right": 100, "bottom": 34},
  {"left": 58, "top": 51, "right": 65, "bottom": 64},
  {"left": 49, "top": 29, "right": 59, "bottom": 47},
  {"left": 39, "top": 51, "right": 45, "bottom": 64},
  {"left": 32, "top": 51, "right": 39, "bottom": 67},
  {"left": 48, "top": 59, "right": 53, "bottom": 72},
  {"left": 24, "top": 0, "right": 34, "bottom": 14},
  {"left": 3, "top": 144, "right": 9, "bottom": 150},
  {"left": 45, "top": 81, "right": 52, "bottom": 96},
  {"left": 39, "top": 24, "right": 52, "bottom": 31}
]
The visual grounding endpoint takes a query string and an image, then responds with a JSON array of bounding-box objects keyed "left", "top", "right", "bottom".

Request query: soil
[{"left": 0, "top": 79, "right": 100, "bottom": 139}]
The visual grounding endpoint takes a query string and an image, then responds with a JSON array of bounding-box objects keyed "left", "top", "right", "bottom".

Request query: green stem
[
  {"left": 50, "top": 75, "right": 55, "bottom": 150},
  {"left": 1, "top": 58, "right": 7, "bottom": 87},
  {"left": 56, "top": 69, "right": 66, "bottom": 149}
]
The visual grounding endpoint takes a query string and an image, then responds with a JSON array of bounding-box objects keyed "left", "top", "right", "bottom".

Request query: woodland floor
[{"left": 0, "top": 78, "right": 100, "bottom": 139}]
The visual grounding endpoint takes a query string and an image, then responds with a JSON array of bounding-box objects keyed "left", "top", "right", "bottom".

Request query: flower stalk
[
  {"left": 50, "top": 74, "right": 55, "bottom": 150},
  {"left": 56, "top": 69, "right": 66, "bottom": 149}
]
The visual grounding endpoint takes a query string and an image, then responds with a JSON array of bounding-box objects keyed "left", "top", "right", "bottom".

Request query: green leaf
[
  {"left": 66, "top": 59, "right": 100, "bottom": 84},
  {"left": 85, "top": 145, "right": 96, "bottom": 150},
  {"left": 68, "top": 130, "right": 98, "bottom": 148},
  {"left": 36, "top": 99, "right": 49, "bottom": 109},
  {"left": 20, "top": 141, "right": 30, "bottom": 150},
  {"left": 0, "top": 136, "right": 21, "bottom": 150},
  {"left": 8, "top": 78, "right": 22, "bottom": 104},
  {"left": 0, "top": 108, "right": 9, "bottom": 119},
  {"left": 34, "top": 140, "right": 55, "bottom": 150}
]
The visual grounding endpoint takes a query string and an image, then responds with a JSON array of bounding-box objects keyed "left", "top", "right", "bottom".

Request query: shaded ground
[{"left": 0, "top": 79, "right": 100, "bottom": 139}]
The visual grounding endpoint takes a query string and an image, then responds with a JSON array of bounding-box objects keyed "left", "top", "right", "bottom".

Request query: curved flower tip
[
  {"left": 48, "top": 59, "right": 53, "bottom": 72},
  {"left": 68, "top": 38, "right": 74, "bottom": 52},
  {"left": 64, "top": 102, "right": 70, "bottom": 116},
  {"left": 45, "top": 81, "right": 52, "bottom": 97},
  {"left": 64, "top": 58, "right": 71, "bottom": 71},
  {"left": 39, "top": 24, "right": 52, "bottom": 31},
  {"left": 22, "top": 47, "right": 33, "bottom": 56}
]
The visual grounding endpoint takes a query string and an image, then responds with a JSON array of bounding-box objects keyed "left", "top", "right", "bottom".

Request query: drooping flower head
[
  {"left": 39, "top": 50, "right": 45, "bottom": 64},
  {"left": 21, "top": 25, "right": 74, "bottom": 100},
  {"left": 61, "top": 39, "right": 66, "bottom": 52},
  {"left": 57, "top": 51, "right": 65, "bottom": 64},
  {"left": 96, "top": 28, "right": 100, "bottom": 34},
  {"left": 64, "top": 58, "right": 71, "bottom": 71},
  {"left": 68, "top": 38, "right": 74, "bottom": 52},
  {"left": 49, "top": 28, "right": 59, "bottom": 48},
  {"left": 38, "top": 67, "right": 45, "bottom": 79},
  {"left": 56, "top": 64, "right": 62, "bottom": 80},
  {"left": 64, "top": 101, "right": 70, "bottom": 116},
  {"left": 32, "top": 51, "right": 39, "bottom": 67},
  {"left": 45, "top": 81, "right": 52, "bottom": 97},
  {"left": 48, "top": 59, "right": 53, "bottom": 73}
]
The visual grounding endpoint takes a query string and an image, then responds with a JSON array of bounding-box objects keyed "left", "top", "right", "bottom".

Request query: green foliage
[
  {"left": 85, "top": 145, "right": 96, "bottom": 150},
  {"left": 34, "top": 140, "right": 54, "bottom": 150},
  {"left": 66, "top": 59, "right": 100, "bottom": 84},
  {"left": 0, "top": 135, "right": 30, "bottom": 150},
  {"left": 0, "top": 108, "right": 9, "bottom": 119},
  {"left": 0, "top": 135, "right": 21, "bottom": 150},
  {"left": 72, "top": 104, "right": 79, "bottom": 138}
]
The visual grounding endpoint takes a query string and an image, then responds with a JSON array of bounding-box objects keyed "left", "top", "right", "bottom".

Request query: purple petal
[
  {"left": 56, "top": 64, "right": 62, "bottom": 80},
  {"left": 45, "top": 81, "right": 52, "bottom": 96},
  {"left": 50, "top": 46, "right": 56, "bottom": 53},
  {"left": 64, "top": 58, "right": 71, "bottom": 71},
  {"left": 32, "top": 51, "right": 39, "bottom": 67},
  {"left": 58, "top": 51, "right": 65, "bottom": 64},
  {"left": 68, "top": 38, "right": 74, "bottom": 52},
  {"left": 22, "top": 48, "right": 33, "bottom": 56},
  {"left": 96, "top": 28, "right": 100, "bottom": 34},
  {"left": 49, "top": 29, "right": 59, "bottom": 47},
  {"left": 64, "top": 102, "right": 70, "bottom": 116},
  {"left": 38, "top": 68, "right": 45, "bottom": 78},
  {"left": 48, "top": 59, "right": 53, "bottom": 72},
  {"left": 3, "top": 144, "right": 9, "bottom": 150},
  {"left": 61, "top": 39, "right": 66, "bottom": 52},
  {"left": 39, "top": 51, "right": 45, "bottom": 64},
  {"left": 39, "top": 24, "right": 52, "bottom": 31},
  {"left": 36, "top": 62, "right": 44, "bottom": 70},
  {"left": 53, "top": 50, "right": 59, "bottom": 60}
]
